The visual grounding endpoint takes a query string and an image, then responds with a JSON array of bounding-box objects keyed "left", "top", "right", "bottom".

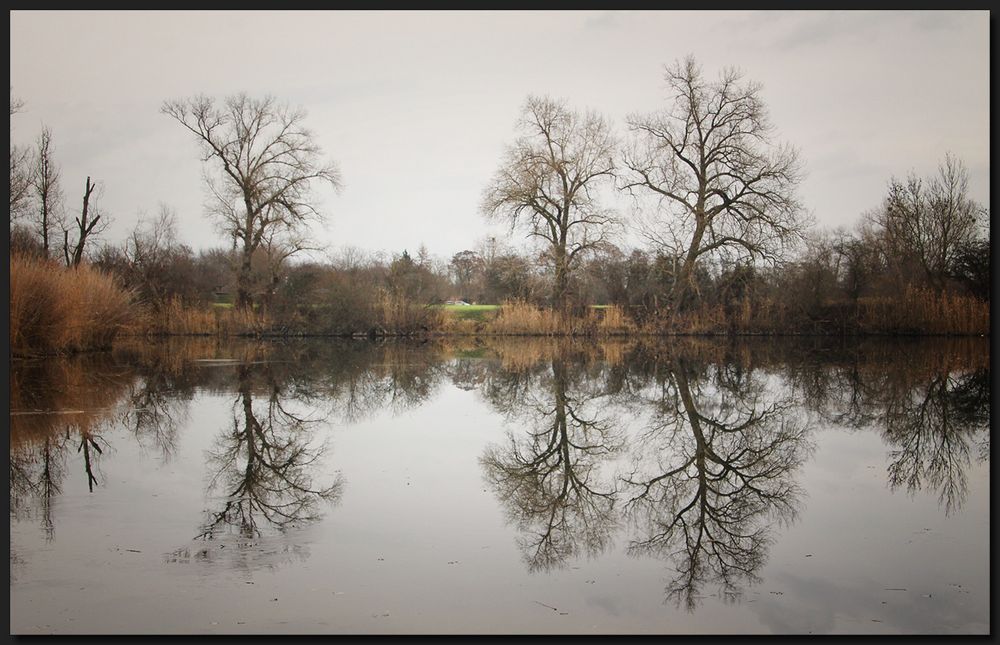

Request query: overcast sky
[{"left": 9, "top": 10, "right": 990, "bottom": 263}]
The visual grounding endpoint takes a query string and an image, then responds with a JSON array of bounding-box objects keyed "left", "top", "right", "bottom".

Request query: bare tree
[
  {"left": 63, "top": 176, "right": 106, "bottom": 266},
  {"left": 121, "top": 204, "right": 184, "bottom": 304},
  {"left": 622, "top": 56, "right": 807, "bottom": 311},
  {"left": 10, "top": 88, "right": 32, "bottom": 220},
  {"left": 30, "top": 127, "right": 64, "bottom": 257},
  {"left": 871, "top": 153, "right": 985, "bottom": 291},
  {"left": 161, "top": 94, "right": 343, "bottom": 309},
  {"left": 482, "top": 95, "right": 617, "bottom": 311},
  {"left": 449, "top": 249, "right": 484, "bottom": 301}
]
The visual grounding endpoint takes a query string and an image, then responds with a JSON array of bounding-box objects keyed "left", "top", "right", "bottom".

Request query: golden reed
[{"left": 10, "top": 254, "right": 134, "bottom": 356}]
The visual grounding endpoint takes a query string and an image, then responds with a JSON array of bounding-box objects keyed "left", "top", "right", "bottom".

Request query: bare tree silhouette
[
  {"left": 481, "top": 357, "right": 622, "bottom": 572},
  {"left": 196, "top": 362, "right": 343, "bottom": 541},
  {"left": 622, "top": 356, "right": 811, "bottom": 610}
]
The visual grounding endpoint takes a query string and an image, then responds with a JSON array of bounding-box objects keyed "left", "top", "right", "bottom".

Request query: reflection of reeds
[
  {"left": 474, "top": 336, "right": 637, "bottom": 371},
  {"left": 629, "top": 335, "right": 990, "bottom": 378},
  {"left": 9, "top": 355, "right": 135, "bottom": 447},
  {"left": 112, "top": 336, "right": 273, "bottom": 375},
  {"left": 10, "top": 255, "right": 135, "bottom": 356}
]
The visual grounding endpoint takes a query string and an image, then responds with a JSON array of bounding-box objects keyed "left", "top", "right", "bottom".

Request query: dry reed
[
  {"left": 858, "top": 287, "right": 989, "bottom": 335},
  {"left": 486, "top": 300, "right": 565, "bottom": 335},
  {"left": 10, "top": 255, "right": 135, "bottom": 357},
  {"left": 124, "top": 297, "right": 271, "bottom": 337},
  {"left": 374, "top": 291, "right": 447, "bottom": 334}
]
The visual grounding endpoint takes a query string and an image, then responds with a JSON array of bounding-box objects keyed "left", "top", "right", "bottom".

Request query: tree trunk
[
  {"left": 553, "top": 245, "right": 569, "bottom": 312},
  {"left": 236, "top": 248, "right": 254, "bottom": 310},
  {"left": 670, "top": 220, "right": 706, "bottom": 312}
]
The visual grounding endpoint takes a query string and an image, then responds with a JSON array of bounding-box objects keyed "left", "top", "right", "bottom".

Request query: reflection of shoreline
[
  {"left": 10, "top": 355, "right": 136, "bottom": 539},
  {"left": 10, "top": 354, "right": 135, "bottom": 445},
  {"left": 10, "top": 336, "right": 990, "bottom": 593},
  {"left": 474, "top": 336, "right": 989, "bottom": 608}
]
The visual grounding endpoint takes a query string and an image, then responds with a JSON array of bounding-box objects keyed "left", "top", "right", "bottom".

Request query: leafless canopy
[
  {"left": 622, "top": 56, "right": 807, "bottom": 309},
  {"left": 870, "top": 153, "right": 985, "bottom": 291},
  {"left": 482, "top": 95, "right": 617, "bottom": 309},
  {"left": 161, "top": 93, "right": 342, "bottom": 308}
]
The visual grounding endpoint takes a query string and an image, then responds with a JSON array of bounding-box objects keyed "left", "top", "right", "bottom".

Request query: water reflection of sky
[{"left": 9, "top": 338, "right": 990, "bottom": 634}]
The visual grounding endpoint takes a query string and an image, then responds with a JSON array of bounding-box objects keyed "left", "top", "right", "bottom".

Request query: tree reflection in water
[
  {"left": 621, "top": 353, "right": 811, "bottom": 610},
  {"left": 480, "top": 349, "right": 623, "bottom": 572},
  {"left": 9, "top": 355, "right": 131, "bottom": 542},
  {"left": 789, "top": 340, "right": 991, "bottom": 516},
  {"left": 8, "top": 337, "right": 990, "bottom": 604},
  {"left": 196, "top": 360, "right": 344, "bottom": 541}
]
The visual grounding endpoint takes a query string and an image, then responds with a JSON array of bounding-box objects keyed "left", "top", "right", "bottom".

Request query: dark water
[{"left": 9, "top": 336, "right": 990, "bottom": 634}]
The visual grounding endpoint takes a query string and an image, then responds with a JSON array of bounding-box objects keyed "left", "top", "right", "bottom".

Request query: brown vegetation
[
  {"left": 124, "top": 297, "right": 270, "bottom": 337},
  {"left": 9, "top": 352, "right": 134, "bottom": 451},
  {"left": 10, "top": 254, "right": 134, "bottom": 357},
  {"left": 484, "top": 301, "right": 637, "bottom": 337},
  {"left": 856, "top": 287, "right": 989, "bottom": 336}
]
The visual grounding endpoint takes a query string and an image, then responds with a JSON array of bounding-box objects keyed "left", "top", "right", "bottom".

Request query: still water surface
[{"left": 9, "top": 337, "right": 990, "bottom": 634}]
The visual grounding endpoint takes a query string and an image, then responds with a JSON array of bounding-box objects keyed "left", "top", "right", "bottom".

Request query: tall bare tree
[
  {"left": 162, "top": 94, "right": 342, "bottom": 309},
  {"left": 30, "top": 127, "right": 64, "bottom": 257},
  {"left": 622, "top": 56, "right": 807, "bottom": 311},
  {"left": 482, "top": 95, "right": 617, "bottom": 311}
]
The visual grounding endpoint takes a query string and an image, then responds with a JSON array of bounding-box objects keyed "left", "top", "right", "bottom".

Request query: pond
[{"left": 9, "top": 336, "right": 990, "bottom": 634}]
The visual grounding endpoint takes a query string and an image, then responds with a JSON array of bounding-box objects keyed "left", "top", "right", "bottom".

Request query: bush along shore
[{"left": 10, "top": 257, "right": 988, "bottom": 359}]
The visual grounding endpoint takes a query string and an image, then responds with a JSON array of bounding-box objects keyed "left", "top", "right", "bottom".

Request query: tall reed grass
[
  {"left": 858, "top": 287, "right": 989, "bottom": 335},
  {"left": 10, "top": 255, "right": 135, "bottom": 357},
  {"left": 374, "top": 291, "right": 447, "bottom": 335},
  {"left": 485, "top": 301, "right": 638, "bottom": 336},
  {"left": 487, "top": 300, "right": 565, "bottom": 335},
  {"left": 126, "top": 297, "right": 269, "bottom": 337}
]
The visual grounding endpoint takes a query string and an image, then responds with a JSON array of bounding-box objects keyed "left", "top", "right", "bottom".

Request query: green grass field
[{"left": 436, "top": 304, "right": 501, "bottom": 322}]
